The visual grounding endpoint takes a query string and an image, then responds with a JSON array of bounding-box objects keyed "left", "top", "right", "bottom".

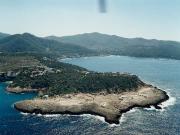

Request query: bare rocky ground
[
  {"left": 6, "top": 86, "right": 45, "bottom": 93},
  {"left": 14, "top": 86, "right": 169, "bottom": 124}
]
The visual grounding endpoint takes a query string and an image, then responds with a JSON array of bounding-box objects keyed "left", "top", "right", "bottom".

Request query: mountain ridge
[
  {"left": 46, "top": 32, "right": 180, "bottom": 59},
  {"left": 0, "top": 32, "right": 10, "bottom": 39},
  {"left": 0, "top": 33, "right": 97, "bottom": 57},
  {"left": 1, "top": 32, "right": 180, "bottom": 60}
]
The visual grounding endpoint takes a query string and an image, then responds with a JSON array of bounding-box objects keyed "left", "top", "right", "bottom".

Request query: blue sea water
[{"left": 1, "top": 55, "right": 180, "bottom": 135}]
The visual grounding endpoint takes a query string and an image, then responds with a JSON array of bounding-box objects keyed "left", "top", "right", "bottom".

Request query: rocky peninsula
[
  {"left": 1, "top": 54, "right": 169, "bottom": 124},
  {"left": 14, "top": 85, "right": 169, "bottom": 124}
]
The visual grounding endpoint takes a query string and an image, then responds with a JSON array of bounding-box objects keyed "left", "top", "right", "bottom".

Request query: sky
[{"left": 0, "top": 0, "right": 180, "bottom": 41}]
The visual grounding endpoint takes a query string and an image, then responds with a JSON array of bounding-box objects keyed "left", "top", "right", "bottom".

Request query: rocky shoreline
[
  {"left": 6, "top": 86, "right": 45, "bottom": 94},
  {"left": 14, "top": 86, "right": 169, "bottom": 124}
]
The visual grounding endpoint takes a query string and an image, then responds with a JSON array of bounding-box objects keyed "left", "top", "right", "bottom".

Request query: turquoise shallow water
[{"left": 1, "top": 55, "right": 180, "bottom": 135}]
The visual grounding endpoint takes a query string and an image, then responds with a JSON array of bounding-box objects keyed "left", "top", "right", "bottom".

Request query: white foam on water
[
  {"left": 159, "top": 94, "right": 176, "bottom": 112},
  {"left": 81, "top": 114, "right": 121, "bottom": 127},
  {"left": 80, "top": 108, "right": 139, "bottom": 127},
  {"left": 109, "top": 123, "right": 120, "bottom": 127},
  {"left": 20, "top": 112, "right": 29, "bottom": 116},
  {"left": 115, "top": 93, "right": 176, "bottom": 126},
  {"left": 144, "top": 106, "right": 157, "bottom": 111},
  {"left": 93, "top": 115, "right": 105, "bottom": 122},
  {"left": 81, "top": 114, "right": 106, "bottom": 123},
  {"left": 70, "top": 121, "right": 76, "bottom": 124},
  {"left": 43, "top": 114, "right": 62, "bottom": 117},
  {"left": 78, "top": 114, "right": 121, "bottom": 127},
  {"left": 119, "top": 114, "right": 127, "bottom": 125},
  {"left": 37, "top": 114, "right": 43, "bottom": 117},
  {"left": 118, "top": 108, "right": 138, "bottom": 125},
  {"left": 81, "top": 114, "right": 124, "bottom": 127},
  {"left": 143, "top": 90, "right": 176, "bottom": 112},
  {"left": 18, "top": 110, "right": 139, "bottom": 127},
  {"left": 128, "top": 108, "right": 138, "bottom": 113},
  {"left": 5, "top": 81, "right": 13, "bottom": 84}
]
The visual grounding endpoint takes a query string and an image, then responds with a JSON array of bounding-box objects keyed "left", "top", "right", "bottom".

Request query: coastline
[
  {"left": 6, "top": 86, "right": 45, "bottom": 94},
  {"left": 60, "top": 55, "right": 180, "bottom": 63},
  {"left": 14, "top": 85, "right": 169, "bottom": 124}
]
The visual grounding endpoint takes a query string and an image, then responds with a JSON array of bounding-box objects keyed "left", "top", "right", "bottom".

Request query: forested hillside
[
  {"left": 47, "top": 32, "right": 180, "bottom": 59},
  {"left": 0, "top": 33, "right": 97, "bottom": 57}
]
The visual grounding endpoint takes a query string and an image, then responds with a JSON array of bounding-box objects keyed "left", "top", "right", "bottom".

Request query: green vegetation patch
[
  {"left": 10, "top": 58, "right": 144, "bottom": 96},
  {"left": 1, "top": 53, "right": 145, "bottom": 96},
  {"left": 0, "top": 54, "right": 40, "bottom": 72}
]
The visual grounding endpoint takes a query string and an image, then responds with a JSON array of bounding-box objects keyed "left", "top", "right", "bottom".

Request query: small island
[{"left": 0, "top": 53, "right": 169, "bottom": 124}]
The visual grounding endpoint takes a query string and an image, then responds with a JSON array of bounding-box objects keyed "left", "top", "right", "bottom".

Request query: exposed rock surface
[
  {"left": 6, "top": 86, "right": 44, "bottom": 93},
  {"left": 14, "top": 86, "right": 169, "bottom": 124}
]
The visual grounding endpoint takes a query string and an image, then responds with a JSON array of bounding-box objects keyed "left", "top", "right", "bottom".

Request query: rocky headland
[{"left": 14, "top": 85, "right": 169, "bottom": 124}]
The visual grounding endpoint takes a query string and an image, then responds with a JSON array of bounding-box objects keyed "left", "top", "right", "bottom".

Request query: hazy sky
[{"left": 0, "top": 0, "right": 180, "bottom": 41}]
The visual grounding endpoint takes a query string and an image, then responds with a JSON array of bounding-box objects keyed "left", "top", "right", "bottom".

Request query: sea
[{"left": 0, "top": 55, "right": 180, "bottom": 135}]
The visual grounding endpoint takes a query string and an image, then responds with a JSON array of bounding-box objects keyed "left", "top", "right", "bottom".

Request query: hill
[
  {"left": 0, "top": 32, "right": 10, "bottom": 39},
  {"left": 0, "top": 53, "right": 144, "bottom": 96},
  {"left": 0, "top": 33, "right": 97, "bottom": 57},
  {"left": 47, "top": 32, "right": 180, "bottom": 59}
]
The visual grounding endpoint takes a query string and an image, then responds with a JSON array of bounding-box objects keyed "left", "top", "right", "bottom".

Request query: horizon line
[{"left": 1, "top": 31, "right": 180, "bottom": 42}]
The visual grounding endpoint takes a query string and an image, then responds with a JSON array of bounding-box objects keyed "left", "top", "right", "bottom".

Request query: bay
[{"left": 0, "top": 55, "right": 180, "bottom": 135}]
